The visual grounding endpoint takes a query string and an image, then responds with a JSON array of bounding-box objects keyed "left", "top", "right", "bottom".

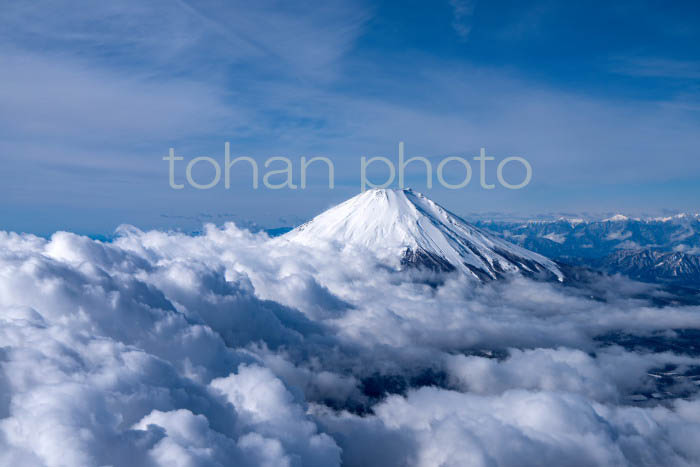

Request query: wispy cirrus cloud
[
  {"left": 0, "top": 0, "right": 370, "bottom": 80},
  {"left": 449, "top": 0, "right": 476, "bottom": 40},
  {"left": 1, "top": 0, "right": 700, "bottom": 233},
  {"left": 611, "top": 57, "right": 700, "bottom": 79}
]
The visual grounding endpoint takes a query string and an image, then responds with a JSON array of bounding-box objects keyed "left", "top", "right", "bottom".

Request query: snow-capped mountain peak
[
  {"left": 283, "top": 188, "right": 563, "bottom": 281},
  {"left": 604, "top": 214, "right": 630, "bottom": 222}
]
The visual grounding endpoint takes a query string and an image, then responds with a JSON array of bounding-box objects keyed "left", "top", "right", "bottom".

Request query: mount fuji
[{"left": 283, "top": 188, "right": 563, "bottom": 282}]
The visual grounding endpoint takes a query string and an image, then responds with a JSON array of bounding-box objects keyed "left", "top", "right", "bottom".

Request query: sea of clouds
[{"left": 1, "top": 223, "right": 700, "bottom": 466}]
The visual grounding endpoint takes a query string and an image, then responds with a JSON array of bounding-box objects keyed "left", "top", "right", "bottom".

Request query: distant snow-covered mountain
[
  {"left": 283, "top": 189, "right": 563, "bottom": 282},
  {"left": 588, "top": 249, "right": 700, "bottom": 285},
  {"left": 475, "top": 214, "right": 700, "bottom": 260},
  {"left": 472, "top": 214, "right": 700, "bottom": 286}
]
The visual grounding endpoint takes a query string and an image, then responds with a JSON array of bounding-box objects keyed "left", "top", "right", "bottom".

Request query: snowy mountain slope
[
  {"left": 283, "top": 188, "right": 563, "bottom": 281},
  {"left": 589, "top": 249, "right": 700, "bottom": 285},
  {"left": 475, "top": 214, "right": 700, "bottom": 260}
]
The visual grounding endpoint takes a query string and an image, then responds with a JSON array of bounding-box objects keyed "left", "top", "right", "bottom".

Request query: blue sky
[{"left": 1, "top": 0, "right": 699, "bottom": 235}]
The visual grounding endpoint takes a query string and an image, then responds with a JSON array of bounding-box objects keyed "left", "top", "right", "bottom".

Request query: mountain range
[
  {"left": 474, "top": 214, "right": 700, "bottom": 258},
  {"left": 474, "top": 214, "right": 700, "bottom": 286},
  {"left": 271, "top": 191, "right": 700, "bottom": 287}
]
